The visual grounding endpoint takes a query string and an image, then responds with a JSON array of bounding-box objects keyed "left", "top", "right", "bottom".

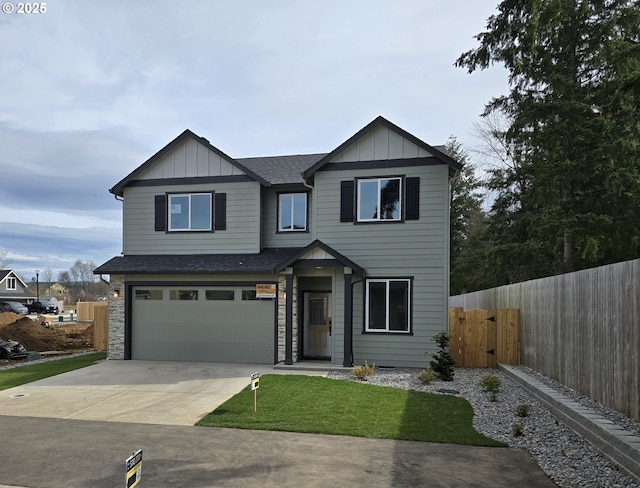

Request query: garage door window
[
  {"left": 135, "top": 289, "right": 163, "bottom": 300},
  {"left": 170, "top": 290, "right": 199, "bottom": 300},
  {"left": 242, "top": 290, "right": 257, "bottom": 300},
  {"left": 206, "top": 290, "right": 234, "bottom": 300}
]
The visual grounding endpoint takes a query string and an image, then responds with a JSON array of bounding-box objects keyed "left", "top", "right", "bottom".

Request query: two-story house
[
  {"left": 0, "top": 270, "right": 35, "bottom": 305},
  {"left": 95, "top": 116, "right": 461, "bottom": 367}
]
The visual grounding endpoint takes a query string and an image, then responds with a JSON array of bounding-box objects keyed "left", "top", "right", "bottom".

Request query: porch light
[{"left": 113, "top": 289, "right": 120, "bottom": 298}]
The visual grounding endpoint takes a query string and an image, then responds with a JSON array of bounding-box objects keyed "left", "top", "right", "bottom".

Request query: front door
[{"left": 304, "top": 292, "right": 331, "bottom": 358}]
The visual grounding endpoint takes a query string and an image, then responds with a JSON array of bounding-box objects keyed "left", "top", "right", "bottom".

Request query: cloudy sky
[{"left": 1, "top": 0, "right": 508, "bottom": 281}]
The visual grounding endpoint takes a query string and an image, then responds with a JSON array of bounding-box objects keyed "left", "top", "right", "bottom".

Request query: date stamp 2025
[{"left": 2, "top": 3, "right": 47, "bottom": 14}]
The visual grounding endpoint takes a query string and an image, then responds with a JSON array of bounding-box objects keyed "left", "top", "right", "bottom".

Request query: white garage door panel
[{"left": 132, "top": 286, "right": 275, "bottom": 363}]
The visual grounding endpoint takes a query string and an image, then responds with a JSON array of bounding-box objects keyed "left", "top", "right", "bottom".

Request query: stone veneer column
[
  {"left": 277, "top": 273, "right": 298, "bottom": 364},
  {"left": 107, "top": 275, "right": 125, "bottom": 359}
]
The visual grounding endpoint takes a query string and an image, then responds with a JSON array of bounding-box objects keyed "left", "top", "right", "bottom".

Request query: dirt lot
[{"left": 0, "top": 312, "right": 94, "bottom": 364}]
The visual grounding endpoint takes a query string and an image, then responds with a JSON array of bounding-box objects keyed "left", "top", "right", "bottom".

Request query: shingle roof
[
  {"left": 238, "top": 154, "right": 326, "bottom": 185},
  {"left": 94, "top": 248, "right": 305, "bottom": 275}
]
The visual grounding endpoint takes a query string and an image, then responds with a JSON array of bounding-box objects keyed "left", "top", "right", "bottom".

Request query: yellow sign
[
  {"left": 125, "top": 449, "right": 143, "bottom": 488},
  {"left": 251, "top": 372, "right": 260, "bottom": 390},
  {"left": 256, "top": 283, "right": 276, "bottom": 298},
  {"left": 250, "top": 372, "right": 260, "bottom": 412}
]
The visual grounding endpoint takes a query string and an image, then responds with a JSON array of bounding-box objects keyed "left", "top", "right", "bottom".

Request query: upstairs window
[
  {"left": 6, "top": 277, "right": 16, "bottom": 290},
  {"left": 365, "top": 278, "right": 411, "bottom": 333},
  {"left": 169, "top": 193, "right": 211, "bottom": 231},
  {"left": 278, "top": 193, "right": 307, "bottom": 232},
  {"left": 357, "top": 177, "right": 401, "bottom": 222}
]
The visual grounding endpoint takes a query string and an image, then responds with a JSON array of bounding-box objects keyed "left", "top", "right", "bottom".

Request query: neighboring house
[
  {"left": 0, "top": 270, "right": 35, "bottom": 304},
  {"left": 95, "top": 116, "right": 461, "bottom": 367}
]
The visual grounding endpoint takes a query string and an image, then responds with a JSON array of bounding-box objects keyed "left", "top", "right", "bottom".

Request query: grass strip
[
  {"left": 0, "top": 352, "right": 107, "bottom": 390},
  {"left": 198, "top": 375, "right": 504, "bottom": 446}
]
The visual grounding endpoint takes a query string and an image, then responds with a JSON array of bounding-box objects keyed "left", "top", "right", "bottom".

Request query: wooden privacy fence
[
  {"left": 93, "top": 305, "right": 108, "bottom": 351},
  {"left": 75, "top": 302, "right": 108, "bottom": 351},
  {"left": 449, "top": 307, "right": 520, "bottom": 368},
  {"left": 76, "top": 301, "right": 107, "bottom": 321}
]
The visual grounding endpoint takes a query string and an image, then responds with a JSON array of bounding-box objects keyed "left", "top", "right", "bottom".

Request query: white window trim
[
  {"left": 357, "top": 177, "right": 402, "bottom": 222},
  {"left": 168, "top": 193, "right": 212, "bottom": 232},
  {"left": 278, "top": 192, "right": 307, "bottom": 232},
  {"left": 365, "top": 278, "right": 411, "bottom": 333},
  {"left": 6, "top": 277, "right": 16, "bottom": 290}
]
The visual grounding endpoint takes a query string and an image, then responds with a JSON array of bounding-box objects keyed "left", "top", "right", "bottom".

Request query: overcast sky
[{"left": 0, "top": 0, "right": 508, "bottom": 281}]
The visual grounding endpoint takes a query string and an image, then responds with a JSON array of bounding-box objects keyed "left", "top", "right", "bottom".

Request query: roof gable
[
  {"left": 302, "top": 116, "right": 462, "bottom": 180},
  {"left": 0, "top": 269, "right": 29, "bottom": 289},
  {"left": 274, "top": 240, "right": 365, "bottom": 275},
  {"left": 110, "top": 130, "right": 269, "bottom": 196}
]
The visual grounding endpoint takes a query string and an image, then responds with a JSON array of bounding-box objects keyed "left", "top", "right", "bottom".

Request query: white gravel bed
[{"left": 327, "top": 366, "right": 640, "bottom": 488}]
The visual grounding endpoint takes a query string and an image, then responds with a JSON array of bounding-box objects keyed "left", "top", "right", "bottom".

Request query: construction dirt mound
[{"left": 0, "top": 313, "right": 94, "bottom": 352}]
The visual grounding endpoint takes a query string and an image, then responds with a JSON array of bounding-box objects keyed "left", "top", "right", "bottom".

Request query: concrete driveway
[
  {"left": 0, "top": 359, "right": 558, "bottom": 487},
  {"left": 0, "top": 359, "right": 326, "bottom": 425}
]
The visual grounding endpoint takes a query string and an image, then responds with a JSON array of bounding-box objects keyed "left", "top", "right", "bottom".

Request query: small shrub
[
  {"left": 516, "top": 404, "right": 530, "bottom": 417},
  {"left": 479, "top": 374, "right": 501, "bottom": 401},
  {"left": 429, "top": 332, "right": 456, "bottom": 381},
  {"left": 512, "top": 422, "right": 525, "bottom": 437},
  {"left": 417, "top": 368, "right": 438, "bottom": 385},
  {"left": 352, "top": 361, "right": 375, "bottom": 381}
]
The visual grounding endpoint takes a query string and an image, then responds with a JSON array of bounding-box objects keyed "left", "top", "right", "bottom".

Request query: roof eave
[
  {"left": 302, "top": 115, "right": 463, "bottom": 180},
  {"left": 109, "top": 130, "right": 270, "bottom": 197}
]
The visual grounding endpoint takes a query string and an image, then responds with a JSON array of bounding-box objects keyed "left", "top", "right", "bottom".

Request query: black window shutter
[
  {"left": 340, "top": 180, "right": 354, "bottom": 222},
  {"left": 154, "top": 194, "right": 167, "bottom": 231},
  {"left": 214, "top": 192, "right": 226, "bottom": 230},
  {"left": 405, "top": 177, "right": 420, "bottom": 220}
]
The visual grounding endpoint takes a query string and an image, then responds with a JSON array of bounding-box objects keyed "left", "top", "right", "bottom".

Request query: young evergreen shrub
[
  {"left": 352, "top": 361, "right": 375, "bottom": 381},
  {"left": 429, "top": 332, "right": 456, "bottom": 381},
  {"left": 516, "top": 404, "right": 530, "bottom": 417}
]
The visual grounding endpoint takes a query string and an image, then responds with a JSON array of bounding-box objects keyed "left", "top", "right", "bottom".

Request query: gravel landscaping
[{"left": 327, "top": 366, "right": 640, "bottom": 488}]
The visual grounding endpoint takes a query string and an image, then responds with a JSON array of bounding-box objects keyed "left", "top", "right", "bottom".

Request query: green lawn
[
  {"left": 197, "top": 375, "right": 504, "bottom": 446},
  {"left": 0, "top": 352, "right": 106, "bottom": 390}
]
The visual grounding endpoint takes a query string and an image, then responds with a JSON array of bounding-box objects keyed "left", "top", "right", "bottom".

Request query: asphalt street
[{"left": 0, "top": 415, "right": 557, "bottom": 488}]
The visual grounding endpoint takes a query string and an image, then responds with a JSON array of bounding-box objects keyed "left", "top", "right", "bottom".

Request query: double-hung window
[
  {"left": 6, "top": 277, "right": 16, "bottom": 290},
  {"left": 365, "top": 278, "right": 411, "bottom": 333},
  {"left": 357, "top": 177, "right": 402, "bottom": 222},
  {"left": 169, "top": 193, "right": 211, "bottom": 231},
  {"left": 278, "top": 193, "right": 307, "bottom": 232}
]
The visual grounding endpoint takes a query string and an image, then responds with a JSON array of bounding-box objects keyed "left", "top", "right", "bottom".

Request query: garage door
[{"left": 131, "top": 285, "right": 275, "bottom": 363}]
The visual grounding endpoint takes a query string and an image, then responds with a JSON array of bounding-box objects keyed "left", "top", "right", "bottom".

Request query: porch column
[
  {"left": 343, "top": 269, "right": 353, "bottom": 367},
  {"left": 285, "top": 269, "right": 294, "bottom": 365}
]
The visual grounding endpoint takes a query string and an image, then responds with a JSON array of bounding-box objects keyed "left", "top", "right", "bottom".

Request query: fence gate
[{"left": 449, "top": 307, "right": 520, "bottom": 368}]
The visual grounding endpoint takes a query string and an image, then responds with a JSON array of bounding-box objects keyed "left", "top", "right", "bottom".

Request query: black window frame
[
  {"left": 155, "top": 192, "right": 226, "bottom": 233},
  {"left": 356, "top": 176, "right": 403, "bottom": 223},
  {"left": 363, "top": 277, "right": 413, "bottom": 334},
  {"left": 276, "top": 191, "right": 309, "bottom": 233},
  {"left": 339, "top": 175, "right": 420, "bottom": 224}
]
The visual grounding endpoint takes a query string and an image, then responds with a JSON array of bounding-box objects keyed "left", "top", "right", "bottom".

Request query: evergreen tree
[
  {"left": 447, "top": 136, "right": 491, "bottom": 294},
  {"left": 456, "top": 0, "right": 640, "bottom": 274}
]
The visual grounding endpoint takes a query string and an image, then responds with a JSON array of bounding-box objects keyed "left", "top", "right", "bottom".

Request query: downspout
[
  {"left": 345, "top": 277, "right": 363, "bottom": 367},
  {"left": 302, "top": 177, "right": 317, "bottom": 240}
]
